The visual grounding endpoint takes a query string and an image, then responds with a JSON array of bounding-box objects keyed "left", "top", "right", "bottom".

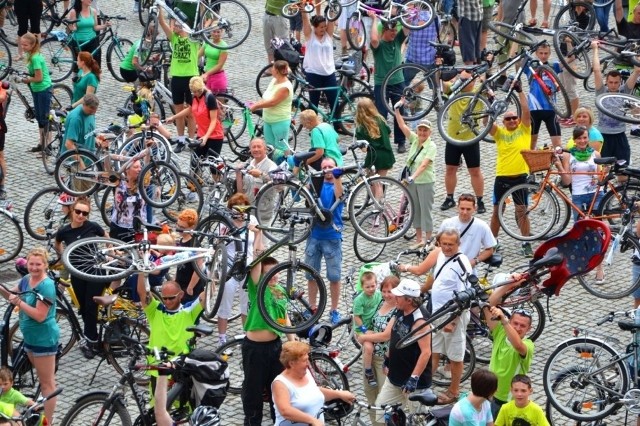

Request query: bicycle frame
[
  {"left": 150, "top": 0, "right": 215, "bottom": 37},
  {"left": 352, "top": 0, "right": 409, "bottom": 24},
  {"left": 291, "top": 77, "right": 351, "bottom": 126}
]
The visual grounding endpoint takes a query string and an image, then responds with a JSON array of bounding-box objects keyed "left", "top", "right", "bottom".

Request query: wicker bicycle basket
[{"left": 520, "top": 149, "right": 554, "bottom": 173}]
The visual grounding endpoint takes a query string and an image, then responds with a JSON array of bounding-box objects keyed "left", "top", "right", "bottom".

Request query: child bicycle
[{"left": 0, "top": 387, "right": 63, "bottom": 426}]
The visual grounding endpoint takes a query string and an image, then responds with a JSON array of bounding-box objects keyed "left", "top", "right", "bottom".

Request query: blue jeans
[
  {"left": 571, "top": 192, "right": 604, "bottom": 222},
  {"left": 595, "top": 2, "right": 612, "bottom": 32},
  {"left": 374, "top": 83, "right": 406, "bottom": 146},
  {"left": 304, "top": 71, "right": 339, "bottom": 114},
  {"left": 31, "top": 88, "right": 52, "bottom": 128},
  {"left": 304, "top": 237, "right": 342, "bottom": 282}
]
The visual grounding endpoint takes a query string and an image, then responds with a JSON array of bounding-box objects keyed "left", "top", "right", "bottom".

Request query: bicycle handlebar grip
[{"left": 596, "top": 314, "right": 613, "bottom": 326}]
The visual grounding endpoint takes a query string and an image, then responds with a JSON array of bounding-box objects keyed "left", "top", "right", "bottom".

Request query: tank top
[
  {"left": 569, "top": 151, "right": 600, "bottom": 196},
  {"left": 302, "top": 32, "right": 335, "bottom": 76},
  {"left": 273, "top": 371, "right": 325, "bottom": 425},
  {"left": 75, "top": 9, "right": 96, "bottom": 43},
  {"left": 191, "top": 92, "right": 223, "bottom": 139},
  {"left": 388, "top": 307, "right": 432, "bottom": 389},
  {"left": 262, "top": 79, "right": 293, "bottom": 124}
]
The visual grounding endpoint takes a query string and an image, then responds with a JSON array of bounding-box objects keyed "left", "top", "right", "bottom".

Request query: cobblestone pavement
[{"left": 0, "top": 1, "right": 638, "bottom": 424}]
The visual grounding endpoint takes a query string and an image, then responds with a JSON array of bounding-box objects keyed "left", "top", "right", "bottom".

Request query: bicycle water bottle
[
  {"left": 502, "top": 74, "right": 515, "bottom": 92},
  {"left": 450, "top": 77, "right": 469, "bottom": 93}
]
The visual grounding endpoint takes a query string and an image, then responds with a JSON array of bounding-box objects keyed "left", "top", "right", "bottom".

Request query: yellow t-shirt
[
  {"left": 495, "top": 123, "right": 531, "bottom": 176},
  {"left": 445, "top": 91, "right": 483, "bottom": 143}
]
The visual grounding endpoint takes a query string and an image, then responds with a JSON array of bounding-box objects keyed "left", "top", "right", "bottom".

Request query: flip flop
[
  {"left": 527, "top": 18, "right": 538, "bottom": 27},
  {"left": 541, "top": 21, "right": 550, "bottom": 28}
]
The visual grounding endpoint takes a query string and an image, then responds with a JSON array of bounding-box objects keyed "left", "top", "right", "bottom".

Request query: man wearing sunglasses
[{"left": 488, "top": 85, "right": 535, "bottom": 257}]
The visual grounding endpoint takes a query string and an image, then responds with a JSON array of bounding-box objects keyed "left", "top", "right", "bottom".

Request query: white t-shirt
[
  {"left": 449, "top": 397, "right": 493, "bottom": 426},
  {"left": 439, "top": 216, "right": 497, "bottom": 261},
  {"left": 303, "top": 32, "right": 336, "bottom": 76},
  {"left": 431, "top": 250, "right": 472, "bottom": 312},
  {"left": 272, "top": 371, "right": 325, "bottom": 426}
]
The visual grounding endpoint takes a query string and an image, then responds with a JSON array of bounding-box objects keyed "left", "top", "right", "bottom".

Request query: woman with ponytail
[{"left": 71, "top": 51, "right": 100, "bottom": 107}]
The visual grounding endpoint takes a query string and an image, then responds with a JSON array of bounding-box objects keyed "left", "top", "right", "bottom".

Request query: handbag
[{"left": 399, "top": 145, "right": 425, "bottom": 181}]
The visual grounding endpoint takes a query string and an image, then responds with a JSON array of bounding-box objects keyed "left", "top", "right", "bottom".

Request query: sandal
[
  {"left": 437, "top": 389, "right": 459, "bottom": 405},
  {"left": 527, "top": 18, "right": 537, "bottom": 27},
  {"left": 540, "top": 21, "right": 549, "bottom": 28}
]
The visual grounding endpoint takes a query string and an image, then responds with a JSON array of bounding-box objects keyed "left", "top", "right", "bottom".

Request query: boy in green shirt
[
  {"left": 354, "top": 271, "right": 383, "bottom": 387},
  {"left": 0, "top": 366, "right": 34, "bottom": 418},
  {"left": 495, "top": 374, "right": 549, "bottom": 426}
]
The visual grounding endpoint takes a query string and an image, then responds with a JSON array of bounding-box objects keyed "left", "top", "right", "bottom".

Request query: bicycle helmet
[
  {"left": 189, "top": 405, "right": 220, "bottom": 426},
  {"left": 308, "top": 324, "right": 332, "bottom": 348}
]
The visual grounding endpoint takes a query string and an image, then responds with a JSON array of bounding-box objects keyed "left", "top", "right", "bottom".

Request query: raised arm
[
  {"left": 301, "top": 10, "right": 312, "bottom": 41},
  {"left": 369, "top": 13, "right": 379, "bottom": 49},
  {"left": 593, "top": 41, "right": 603, "bottom": 91},
  {"left": 518, "top": 89, "right": 530, "bottom": 127},
  {"left": 394, "top": 101, "right": 412, "bottom": 139},
  {"left": 158, "top": 8, "right": 173, "bottom": 40}
]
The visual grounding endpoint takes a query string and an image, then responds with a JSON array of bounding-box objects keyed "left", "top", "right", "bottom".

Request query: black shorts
[
  {"left": 493, "top": 174, "right": 528, "bottom": 206},
  {"left": 288, "top": 13, "right": 302, "bottom": 31},
  {"left": 120, "top": 68, "right": 139, "bottom": 83},
  {"left": 171, "top": 76, "right": 194, "bottom": 105},
  {"left": 531, "top": 110, "right": 561, "bottom": 137},
  {"left": 601, "top": 132, "right": 631, "bottom": 164},
  {"left": 15, "top": 0, "right": 42, "bottom": 36},
  {"left": 0, "top": 131, "right": 5, "bottom": 151},
  {"left": 445, "top": 142, "right": 481, "bottom": 168}
]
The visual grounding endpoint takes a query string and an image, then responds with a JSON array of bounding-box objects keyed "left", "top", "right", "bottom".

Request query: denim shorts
[
  {"left": 304, "top": 237, "right": 342, "bottom": 283},
  {"left": 24, "top": 343, "right": 59, "bottom": 357}
]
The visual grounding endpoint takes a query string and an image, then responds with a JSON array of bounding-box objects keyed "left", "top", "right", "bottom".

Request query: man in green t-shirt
[{"left": 62, "top": 93, "right": 99, "bottom": 154}]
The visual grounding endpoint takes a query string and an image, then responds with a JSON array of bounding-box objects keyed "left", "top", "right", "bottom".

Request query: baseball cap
[
  {"left": 57, "top": 193, "right": 76, "bottom": 206},
  {"left": 391, "top": 279, "right": 421, "bottom": 297},
  {"left": 417, "top": 120, "right": 432, "bottom": 129}
]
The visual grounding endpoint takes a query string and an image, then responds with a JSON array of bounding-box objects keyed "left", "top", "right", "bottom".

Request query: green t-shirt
[
  {"left": 489, "top": 324, "right": 534, "bottom": 401},
  {"left": 265, "top": 0, "right": 288, "bottom": 15},
  {"left": 0, "top": 401, "right": 13, "bottom": 417},
  {"left": 72, "top": 70, "right": 99, "bottom": 103},
  {"left": 144, "top": 298, "right": 203, "bottom": 360},
  {"left": 371, "top": 31, "right": 406, "bottom": 85},
  {"left": 120, "top": 39, "right": 140, "bottom": 71},
  {"left": 495, "top": 400, "right": 550, "bottom": 426},
  {"left": 406, "top": 134, "right": 436, "bottom": 184},
  {"left": 203, "top": 40, "right": 228, "bottom": 71},
  {"left": 0, "top": 388, "right": 28, "bottom": 407},
  {"left": 483, "top": 0, "right": 495, "bottom": 7},
  {"left": 353, "top": 290, "right": 382, "bottom": 330},
  {"left": 244, "top": 275, "right": 286, "bottom": 337},
  {"left": 61, "top": 105, "right": 96, "bottom": 154},
  {"left": 170, "top": 33, "right": 199, "bottom": 77},
  {"left": 27, "top": 53, "right": 52, "bottom": 93},
  {"left": 310, "top": 122, "right": 343, "bottom": 166}
]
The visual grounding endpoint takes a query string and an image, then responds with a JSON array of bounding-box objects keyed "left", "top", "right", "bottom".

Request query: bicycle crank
[
  {"left": 622, "top": 388, "right": 640, "bottom": 414},
  {"left": 490, "top": 99, "right": 509, "bottom": 116}
]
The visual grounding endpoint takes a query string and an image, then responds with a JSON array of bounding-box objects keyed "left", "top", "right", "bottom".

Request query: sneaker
[
  {"left": 495, "top": 241, "right": 501, "bottom": 252},
  {"left": 29, "top": 145, "right": 42, "bottom": 153},
  {"left": 397, "top": 144, "right": 407, "bottom": 154},
  {"left": 329, "top": 309, "right": 342, "bottom": 325},
  {"left": 559, "top": 118, "right": 576, "bottom": 127},
  {"left": 0, "top": 189, "right": 6, "bottom": 201},
  {"left": 477, "top": 199, "right": 486, "bottom": 214},
  {"left": 218, "top": 337, "right": 227, "bottom": 347},
  {"left": 594, "top": 272, "right": 605, "bottom": 285},
  {"left": 631, "top": 128, "right": 640, "bottom": 137},
  {"left": 365, "top": 369, "right": 377, "bottom": 387},
  {"left": 186, "top": 191, "right": 198, "bottom": 202},
  {"left": 436, "top": 365, "right": 452, "bottom": 379},
  {"left": 133, "top": 0, "right": 140, "bottom": 11},
  {"left": 79, "top": 340, "right": 97, "bottom": 360},
  {"left": 440, "top": 197, "right": 456, "bottom": 211},
  {"left": 521, "top": 242, "right": 534, "bottom": 258},
  {"left": 173, "top": 142, "right": 187, "bottom": 154}
]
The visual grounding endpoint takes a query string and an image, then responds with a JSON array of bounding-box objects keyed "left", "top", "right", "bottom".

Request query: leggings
[{"left": 71, "top": 276, "right": 107, "bottom": 341}]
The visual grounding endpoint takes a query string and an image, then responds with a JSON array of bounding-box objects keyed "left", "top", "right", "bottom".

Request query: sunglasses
[
  {"left": 161, "top": 294, "right": 180, "bottom": 301},
  {"left": 504, "top": 116, "right": 519, "bottom": 121},
  {"left": 512, "top": 308, "right": 532, "bottom": 319},
  {"left": 74, "top": 209, "right": 89, "bottom": 216}
]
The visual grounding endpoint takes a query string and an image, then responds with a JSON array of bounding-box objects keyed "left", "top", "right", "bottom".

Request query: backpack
[{"left": 181, "top": 349, "right": 229, "bottom": 408}]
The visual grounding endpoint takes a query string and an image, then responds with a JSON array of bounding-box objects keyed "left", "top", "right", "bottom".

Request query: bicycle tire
[
  {"left": 9, "top": 304, "right": 78, "bottom": 358},
  {"left": 103, "top": 317, "right": 151, "bottom": 386},
  {"left": 138, "top": 160, "right": 181, "bottom": 208},
  {"left": 348, "top": 176, "right": 414, "bottom": 243},
  {"left": 0, "top": 210, "right": 23, "bottom": 264},
  {"left": 381, "top": 63, "right": 436, "bottom": 120},
  {"left": 346, "top": 13, "right": 366, "bottom": 51},
  {"left": 324, "top": 1, "right": 341, "bottom": 21},
  {"left": 99, "top": 186, "right": 115, "bottom": 227},
  {"left": 60, "top": 391, "right": 132, "bottom": 425},
  {"left": 595, "top": 92, "right": 640, "bottom": 125},
  {"left": 0, "top": 5, "right": 17, "bottom": 47},
  {"left": 215, "top": 337, "right": 244, "bottom": 394},
  {"left": 51, "top": 83, "right": 72, "bottom": 110},
  {"left": 353, "top": 212, "right": 388, "bottom": 263},
  {"left": 466, "top": 309, "right": 493, "bottom": 365},
  {"left": 162, "top": 172, "right": 204, "bottom": 223},
  {"left": 497, "top": 183, "right": 560, "bottom": 241},
  {"left": 309, "top": 352, "right": 350, "bottom": 390},
  {"left": 439, "top": 17, "right": 457, "bottom": 47},
  {"left": 596, "top": 183, "right": 640, "bottom": 226},
  {"left": 42, "top": 119, "right": 63, "bottom": 175},
  {"left": 40, "top": 36, "right": 74, "bottom": 83},
  {"left": 138, "top": 0, "right": 154, "bottom": 26},
  {"left": 553, "top": 30, "right": 592, "bottom": 79},
  {"left": 543, "top": 337, "right": 628, "bottom": 422},
  {"left": 23, "top": 187, "right": 68, "bottom": 241},
  {"left": 201, "top": 242, "right": 227, "bottom": 319},
  {"left": 254, "top": 181, "right": 315, "bottom": 245},
  {"left": 534, "top": 64, "right": 572, "bottom": 118},
  {"left": 487, "top": 21, "right": 536, "bottom": 46},
  {"left": 40, "top": 0, "right": 57, "bottom": 37},
  {"left": 198, "top": 0, "right": 251, "bottom": 50},
  {"left": 281, "top": 2, "right": 300, "bottom": 18},
  {"left": 11, "top": 346, "right": 39, "bottom": 399},
  {"left": 0, "top": 37, "right": 10, "bottom": 80},
  {"left": 118, "top": 132, "right": 171, "bottom": 163},
  {"left": 62, "top": 237, "right": 138, "bottom": 283},
  {"left": 553, "top": 1, "right": 596, "bottom": 30},
  {"left": 437, "top": 93, "right": 494, "bottom": 146},
  {"left": 399, "top": 0, "right": 434, "bottom": 29},
  {"left": 217, "top": 92, "right": 248, "bottom": 144},
  {"left": 335, "top": 91, "right": 373, "bottom": 136},
  {"left": 432, "top": 335, "right": 476, "bottom": 387},
  {"left": 106, "top": 37, "right": 134, "bottom": 82},
  {"left": 577, "top": 230, "right": 640, "bottom": 299},
  {"left": 257, "top": 261, "right": 327, "bottom": 334},
  {"left": 54, "top": 149, "right": 102, "bottom": 197},
  {"left": 138, "top": 11, "right": 158, "bottom": 66}
]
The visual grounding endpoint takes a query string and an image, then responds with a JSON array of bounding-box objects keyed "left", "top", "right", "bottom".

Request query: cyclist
[{"left": 67, "top": 0, "right": 111, "bottom": 69}]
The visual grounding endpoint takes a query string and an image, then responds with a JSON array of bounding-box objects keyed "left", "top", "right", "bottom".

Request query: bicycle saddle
[
  {"left": 293, "top": 151, "right": 316, "bottom": 163},
  {"left": 93, "top": 294, "right": 118, "bottom": 306},
  {"left": 62, "top": 19, "right": 79, "bottom": 25},
  {"left": 231, "top": 205, "right": 253, "bottom": 214},
  {"left": 116, "top": 107, "right": 135, "bottom": 117},
  {"left": 408, "top": 389, "right": 438, "bottom": 406},
  {"left": 618, "top": 320, "right": 640, "bottom": 332},
  {"left": 428, "top": 41, "right": 453, "bottom": 51},
  {"left": 594, "top": 157, "right": 617, "bottom": 165},
  {"left": 133, "top": 216, "right": 164, "bottom": 233},
  {"left": 336, "top": 68, "right": 356, "bottom": 77},
  {"left": 186, "top": 325, "right": 214, "bottom": 337},
  {"left": 483, "top": 253, "right": 503, "bottom": 268}
]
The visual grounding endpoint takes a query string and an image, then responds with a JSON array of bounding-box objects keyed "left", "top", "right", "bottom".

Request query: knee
[
  {"left": 445, "top": 165, "right": 458, "bottom": 175},
  {"left": 468, "top": 167, "right": 483, "bottom": 178}
]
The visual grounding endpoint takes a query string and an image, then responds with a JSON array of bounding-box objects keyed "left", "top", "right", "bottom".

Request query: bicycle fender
[{"left": 72, "top": 390, "right": 111, "bottom": 404}]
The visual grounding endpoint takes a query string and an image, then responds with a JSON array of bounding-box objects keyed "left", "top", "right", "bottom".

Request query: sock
[
  {"left": 476, "top": 196, "right": 483, "bottom": 203},
  {"left": 178, "top": 136, "right": 186, "bottom": 143},
  {"left": 365, "top": 368, "right": 373, "bottom": 374},
  {"left": 218, "top": 333, "right": 226, "bottom": 342},
  {"left": 447, "top": 194, "right": 454, "bottom": 199}
]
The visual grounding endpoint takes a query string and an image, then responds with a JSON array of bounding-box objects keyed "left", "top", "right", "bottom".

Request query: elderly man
[
  {"left": 237, "top": 138, "right": 277, "bottom": 203},
  {"left": 398, "top": 228, "right": 472, "bottom": 405}
]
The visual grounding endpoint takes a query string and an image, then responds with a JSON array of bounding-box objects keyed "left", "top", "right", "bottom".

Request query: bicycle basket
[
  {"left": 323, "top": 399, "right": 354, "bottom": 421},
  {"left": 520, "top": 149, "right": 554, "bottom": 173},
  {"left": 181, "top": 349, "right": 230, "bottom": 409}
]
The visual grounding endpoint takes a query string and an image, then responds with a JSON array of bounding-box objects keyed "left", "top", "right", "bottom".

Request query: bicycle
[
  {"left": 542, "top": 308, "right": 640, "bottom": 423},
  {"left": 0, "top": 387, "right": 62, "bottom": 426},
  {"left": 0, "top": 200, "right": 23, "bottom": 264},
  {"left": 282, "top": 0, "right": 343, "bottom": 21},
  {"left": 137, "top": 0, "right": 251, "bottom": 66},
  {"left": 344, "top": 0, "right": 435, "bottom": 51},
  {"left": 40, "top": 14, "right": 133, "bottom": 83},
  {"left": 594, "top": 91, "right": 640, "bottom": 125},
  {"left": 0, "top": 0, "right": 17, "bottom": 47}
]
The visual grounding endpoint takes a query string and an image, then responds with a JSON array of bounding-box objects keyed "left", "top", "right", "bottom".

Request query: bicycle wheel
[
  {"left": 217, "top": 93, "right": 248, "bottom": 144},
  {"left": 595, "top": 92, "right": 640, "bottom": 125},
  {"left": 553, "top": 30, "right": 592, "bottom": 79},
  {"left": 42, "top": 119, "right": 63, "bottom": 175},
  {"left": 162, "top": 172, "right": 204, "bottom": 222},
  {"left": 0, "top": 37, "right": 10, "bottom": 80},
  {"left": 399, "top": 0, "right": 434, "bottom": 29},
  {"left": 501, "top": 297, "right": 546, "bottom": 342},
  {"left": 118, "top": 132, "right": 171, "bottom": 163},
  {"left": 577, "top": 231, "right": 640, "bottom": 299},
  {"left": 0, "top": 210, "right": 22, "bottom": 263},
  {"left": 0, "top": 5, "right": 17, "bottom": 47},
  {"left": 543, "top": 337, "right": 629, "bottom": 422},
  {"left": 281, "top": 2, "right": 300, "bottom": 18},
  {"left": 215, "top": 337, "right": 244, "bottom": 394},
  {"left": 487, "top": 21, "right": 536, "bottom": 46},
  {"left": 254, "top": 181, "right": 315, "bottom": 244},
  {"left": 40, "top": 37, "right": 74, "bottom": 83},
  {"left": 99, "top": 187, "right": 114, "bottom": 227},
  {"left": 324, "top": 1, "right": 341, "bottom": 21},
  {"left": 439, "top": 17, "right": 457, "bottom": 47},
  {"left": 60, "top": 391, "right": 132, "bottom": 425},
  {"left": 348, "top": 176, "right": 414, "bottom": 243},
  {"left": 534, "top": 64, "right": 572, "bottom": 119},
  {"left": 353, "top": 212, "right": 387, "bottom": 263},
  {"left": 309, "top": 352, "right": 349, "bottom": 390},
  {"left": 202, "top": 242, "right": 227, "bottom": 319},
  {"left": 257, "top": 261, "right": 327, "bottom": 334},
  {"left": 553, "top": 1, "right": 596, "bottom": 30},
  {"left": 106, "top": 38, "right": 134, "bottom": 82},
  {"left": 103, "top": 317, "right": 151, "bottom": 386},
  {"left": 497, "top": 183, "right": 560, "bottom": 241},
  {"left": 596, "top": 183, "right": 640, "bottom": 226},
  {"left": 62, "top": 237, "right": 138, "bottom": 283},
  {"left": 23, "top": 187, "right": 69, "bottom": 241},
  {"left": 138, "top": 0, "right": 154, "bottom": 26},
  {"left": 381, "top": 63, "right": 435, "bottom": 119},
  {"left": 138, "top": 160, "right": 180, "bottom": 208},
  {"left": 335, "top": 91, "right": 373, "bottom": 136},
  {"left": 346, "top": 13, "right": 366, "bottom": 51},
  {"left": 51, "top": 82, "right": 72, "bottom": 110},
  {"left": 432, "top": 335, "right": 476, "bottom": 387},
  {"left": 437, "top": 93, "right": 494, "bottom": 146},
  {"left": 54, "top": 149, "right": 102, "bottom": 196},
  {"left": 466, "top": 310, "right": 493, "bottom": 365},
  {"left": 198, "top": 0, "right": 251, "bottom": 50}
]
